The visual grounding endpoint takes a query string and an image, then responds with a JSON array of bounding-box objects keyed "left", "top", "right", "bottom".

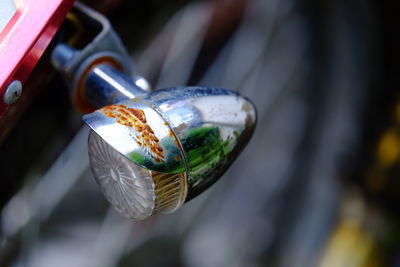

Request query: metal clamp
[{"left": 51, "top": 3, "right": 137, "bottom": 113}]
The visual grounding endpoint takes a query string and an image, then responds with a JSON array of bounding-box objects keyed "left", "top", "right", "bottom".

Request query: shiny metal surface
[
  {"left": 52, "top": 1, "right": 257, "bottom": 219},
  {"left": 84, "top": 86, "right": 256, "bottom": 202},
  {"left": 84, "top": 64, "right": 148, "bottom": 108},
  {"left": 144, "top": 87, "right": 257, "bottom": 199},
  {"left": 84, "top": 98, "right": 187, "bottom": 173}
]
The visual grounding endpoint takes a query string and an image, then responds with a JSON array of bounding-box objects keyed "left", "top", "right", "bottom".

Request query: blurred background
[{"left": 1, "top": 0, "right": 400, "bottom": 266}]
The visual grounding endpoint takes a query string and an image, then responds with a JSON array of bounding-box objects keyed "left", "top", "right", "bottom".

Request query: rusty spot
[
  {"left": 101, "top": 104, "right": 165, "bottom": 162},
  {"left": 130, "top": 109, "right": 146, "bottom": 123},
  {"left": 174, "top": 155, "right": 180, "bottom": 161},
  {"left": 145, "top": 124, "right": 154, "bottom": 134}
]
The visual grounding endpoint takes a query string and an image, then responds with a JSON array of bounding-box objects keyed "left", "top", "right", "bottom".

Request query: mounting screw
[{"left": 3, "top": 80, "right": 22, "bottom": 105}]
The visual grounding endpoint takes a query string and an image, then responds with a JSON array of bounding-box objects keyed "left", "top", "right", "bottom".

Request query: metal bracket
[{"left": 52, "top": 2, "right": 134, "bottom": 113}]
